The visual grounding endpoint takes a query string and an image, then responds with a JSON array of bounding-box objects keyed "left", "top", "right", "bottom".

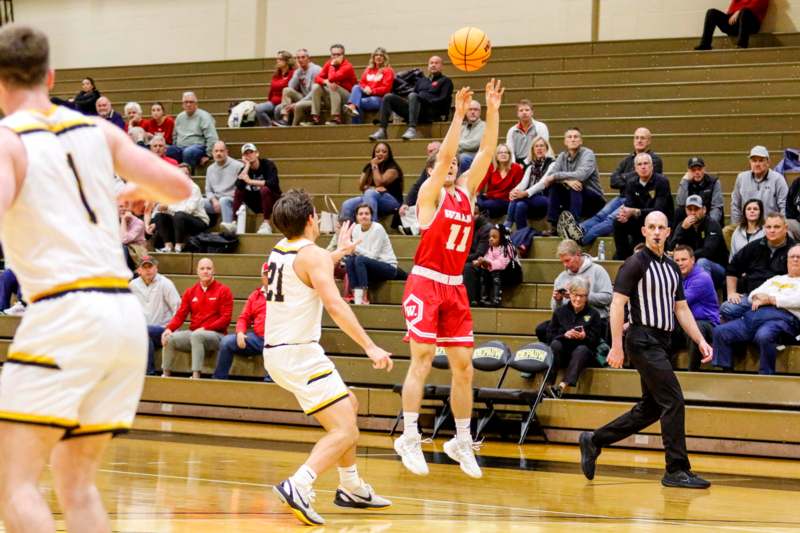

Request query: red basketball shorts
[{"left": 402, "top": 273, "right": 474, "bottom": 347}]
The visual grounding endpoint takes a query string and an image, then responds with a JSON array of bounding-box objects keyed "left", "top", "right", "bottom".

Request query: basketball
[{"left": 448, "top": 26, "right": 491, "bottom": 72}]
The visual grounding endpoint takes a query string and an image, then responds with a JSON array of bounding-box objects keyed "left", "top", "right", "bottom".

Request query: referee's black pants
[{"left": 592, "top": 325, "right": 690, "bottom": 473}]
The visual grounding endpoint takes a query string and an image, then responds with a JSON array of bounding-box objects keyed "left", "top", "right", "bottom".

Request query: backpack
[
  {"left": 501, "top": 243, "right": 523, "bottom": 287},
  {"left": 510, "top": 226, "right": 535, "bottom": 257},
  {"left": 227, "top": 100, "right": 257, "bottom": 128},
  {"left": 185, "top": 232, "right": 240, "bottom": 253},
  {"left": 392, "top": 68, "right": 424, "bottom": 98}
]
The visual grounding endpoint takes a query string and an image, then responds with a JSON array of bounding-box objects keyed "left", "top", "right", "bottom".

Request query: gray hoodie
[
  {"left": 549, "top": 146, "right": 604, "bottom": 199},
  {"left": 551, "top": 253, "right": 613, "bottom": 318},
  {"left": 730, "top": 169, "right": 788, "bottom": 224}
]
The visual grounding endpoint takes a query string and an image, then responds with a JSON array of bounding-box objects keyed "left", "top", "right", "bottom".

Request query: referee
[{"left": 579, "top": 211, "right": 713, "bottom": 489}]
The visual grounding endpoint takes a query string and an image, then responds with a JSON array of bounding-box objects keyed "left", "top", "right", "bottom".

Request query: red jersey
[{"left": 414, "top": 186, "right": 473, "bottom": 276}]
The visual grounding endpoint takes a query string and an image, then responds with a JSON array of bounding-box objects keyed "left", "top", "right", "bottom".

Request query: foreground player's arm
[
  {"left": 416, "top": 86, "right": 472, "bottom": 211},
  {"left": 97, "top": 119, "right": 193, "bottom": 204},
  {"left": 462, "top": 79, "right": 504, "bottom": 196},
  {"left": 606, "top": 292, "right": 628, "bottom": 369},
  {"left": 674, "top": 300, "right": 713, "bottom": 363},
  {"left": 297, "top": 246, "right": 393, "bottom": 371},
  {"left": 329, "top": 221, "right": 361, "bottom": 264},
  {"left": 0, "top": 129, "right": 27, "bottom": 218}
]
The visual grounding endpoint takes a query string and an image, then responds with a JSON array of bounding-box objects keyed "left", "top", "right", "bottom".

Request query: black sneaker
[
  {"left": 661, "top": 470, "right": 711, "bottom": 489},
  {"left": 579, "top": 431, "right": 601, "bottom": 480}
]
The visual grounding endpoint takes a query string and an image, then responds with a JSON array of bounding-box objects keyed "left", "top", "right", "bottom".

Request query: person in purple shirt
[
  {"left": 95, "top": 96, "right": 126, "bottom": 130},
  {"left": 672, "top": 245, "right": 719, "bottom": 371}
]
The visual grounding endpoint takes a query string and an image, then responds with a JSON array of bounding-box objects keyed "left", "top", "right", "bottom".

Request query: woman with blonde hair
[
  {"left": 505, "top": 135, "right": 555, "bottom": 230},
  {"left": 256, "top": 50, "right": 296, "bottom": 126},
  {"left": 476, "top": 143, "right": 524, "bottom": 218},
  {"left": 344, "top": 47, "right": 395, "bottom": 124}
]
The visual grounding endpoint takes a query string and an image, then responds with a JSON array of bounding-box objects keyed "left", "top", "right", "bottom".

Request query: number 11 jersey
[
  {"left": 263, "top": 238, "right": 322, "bottom": 347},
  {"left": 413, "top": 186, "right": 473, "bottom": 276}
]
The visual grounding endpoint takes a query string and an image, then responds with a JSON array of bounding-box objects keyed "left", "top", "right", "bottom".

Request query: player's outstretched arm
[
  {"left": 297, "top": 246, "right": 393, "bottom": 371},
  {"left": 462, "top": 79, "right": 504, "bottom": 196},
  {"left": 416, "top": 86, "right": 473, "bottom": 213},
  {"left": 97, "top": 119, "right": 193, "bottom": 204},
  {"left": 0, "top": 129, "right": 26, "bottom": 217}
]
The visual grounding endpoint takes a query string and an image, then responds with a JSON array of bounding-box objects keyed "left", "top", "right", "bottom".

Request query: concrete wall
[{"left": 14, "top": 0, "right": 800, "bottom": 68}]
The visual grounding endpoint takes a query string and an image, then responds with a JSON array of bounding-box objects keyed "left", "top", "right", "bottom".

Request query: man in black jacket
[
  {"left": 667, "top": 195, "right": 728, "bottom": 287},
  {"left": 613, "top": 153, "right": 673, "bottom": 259},
  {"left": 674, "top": 157, "right": 724, "bottom": 226},
  {"left": 722, "top": 213, "right": 794, "bottom": 320},
  {"left": 370, "top": 56, "right": 453, "bottom": 141},
  {"left": 234, "top": 143, "right": 282, "bottom": 234}
]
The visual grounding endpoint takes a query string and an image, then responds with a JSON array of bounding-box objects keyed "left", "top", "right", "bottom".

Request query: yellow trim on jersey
[
  {"left": 0, "top": 410, "right": 79, "bottom": 429},
  {"left": 6, "top": 352, "right": 60, "bottom": 369},
  {"left": 29, "top": 277, "right": 130, "bottom": 303},
  {"left": 67, "top": 422, "right": 131, "bottom": 436},
  {"left": 8, "top": 117, "right": 95, "bottom": 136},
  {"left": 305, "top": 391, "right": 350, "bottom": 415},
  {"left": 307, "top": 370, "right": 332, "bottom": 384}
]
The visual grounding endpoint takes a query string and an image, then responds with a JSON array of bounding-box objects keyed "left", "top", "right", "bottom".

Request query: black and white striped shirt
[{"left": 614, "top": 247, "right": 684, "bottom": 332}]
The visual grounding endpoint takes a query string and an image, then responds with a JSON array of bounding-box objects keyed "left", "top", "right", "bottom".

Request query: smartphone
[{"left": 574, "top": 325, "right": 584, "bottom": 332}]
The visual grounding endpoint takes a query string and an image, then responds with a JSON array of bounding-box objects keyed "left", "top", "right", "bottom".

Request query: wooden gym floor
[{"left": 10, "top": 415, "right": 800, "bottom": 532}]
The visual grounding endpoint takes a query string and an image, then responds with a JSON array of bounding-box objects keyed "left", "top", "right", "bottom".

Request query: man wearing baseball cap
[
  {"left": 129, "top": 256, "right": 181, "bottom": 375},
  {"left": 667, "top": 195, "right": 728, "bottom": 288},
  {"left": 674, "top": 156, "right": 724, "bottom": 226},
  {"left": 213, "top": 262, "right": 271, "bottom": 381},
  {"left": 725, "top": 145, "right": 788, "bottom": 245},
  {"left": 234, "top": 143, "right": 282, "bottom": 235}
]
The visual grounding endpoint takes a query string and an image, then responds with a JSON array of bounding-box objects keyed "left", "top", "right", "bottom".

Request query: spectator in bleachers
[
  {"left": 723, "top": 212, "right": 794, "bottom": 320},
  {"left": 119, "top": 202, "right": 147, "bottom": 270},
  {"left": 724, "top": 145, "right": 788, "bottom": 244},
  {"left": 129, "top": 256, "right": 181, "bottom": 376},
  {"left": 142, "top": 102, "right": 175, "bottom": 145},
  {"left": 369, "top": 55, "right": 453, "bottom": 141},
  {"left": 255, "top": 50, "right": 296, "bottom": 127},
  {"left": 612, "top": 153, "right": 674, "bottom": 259},
  {"left": 167, "top": 91, "right": 218, "bottom": 170},
  {"left": 672, "top": 245, "right": 719, "bottom": 371},
  {"left": 476, "top": 144, "right": 524, "bottom": 218},
  {"left": 547, "top": 128, "right": 605, "bottom": 235},
  {"left": 275, "top": 48, "right": 321, "bottom": 126},
  {"left": 674, "top": 157, "right": 724, "bottom": 226},
  {"left": 149, "top": 134, "right": 178, "bottom": 165},
  {"left": 786, "top": 173, "right": 800, "bottom": 240},
  {"left": 345, "top": 204, "right": 399, "bottom": 305},
  {"left": 307, "top": 43, "right": 357, "bottom": 126},
  {"left": 456, "top": 100, "right": 485, "bottom": 172},
  {"left": 152, "top": 166, "right": 210, "bottom": 252},
  {"left": 465, "top": 225, "right": 516, "bottom": 307},
  {"left": 339, "top": 142, "right": 404, "bottom": 222},
  {"left": 234, "top": 143, "right": 281, "bottom": 235},
  {"left": 506, "top": 99, "right": 550, "bottom": 163},
  {"left": 123, "top": 101, "right": 144, "bottom": 131},
  {"left": 70, "top": 77, "right": 101, "bottom": 115},
  {"left": 399, "top": 144, "right": 440, "bottom": 234},
  {"left": 0, "top": 269, "right": 24, "bottom": 316},
  {"left": 344, "top": 47, "right": 395, "bottom": 125},
  {"left": 667, "top": 195, "right": 728, "bottom": 288},
  {"left": 95, "top": 96, "right": 125, "bottom": 129},
  {"left": 464, "top": 205, "right": 493, "bottom": 305},
  {"left": 546, "top": 276, "right": 603, "bottom": 398},
  {"left": 695, "top": 0, "right": 770, "bottom": 50},
  {"left": 562, "top": 128, "right": 662, "bottom": 246},
  {"left": 730, "top": 198, "right": 765, "bottom": 260},
  {"left": 161, "top": 258, "right": 233, "bottom": 379},
  {"left": 205, "top": 141, "right": 243, "bottom": 232},
  {"left": 213, "top": 263, "right": 270, "bottom": 380},
  {"left": 505, "top": 136, "right": 554, "bottom": 230},
  {"left": 713, "top": 243, "right": 800, "bottom": 375}
]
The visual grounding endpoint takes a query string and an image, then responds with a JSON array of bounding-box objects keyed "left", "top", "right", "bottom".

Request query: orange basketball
[{"left": 448, "top": 26, "right": 491, "bottom": 72}]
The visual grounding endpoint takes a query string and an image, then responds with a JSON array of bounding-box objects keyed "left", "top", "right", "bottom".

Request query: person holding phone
[{"left": 545, "top": 276, "right": 603, "bottom": 397}]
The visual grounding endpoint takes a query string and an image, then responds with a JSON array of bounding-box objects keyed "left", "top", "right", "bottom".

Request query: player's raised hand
[
  {"left": 366, "top": 345, "right": 393, "bottom": 372},
  {"left": 336, "top": 220, "right": 362, "bottom": 256},
  {"left": 484, "top": 78, "right": 504, "bottom": 110},
  {"left": 453, "top": 86, "right": 474, "bottom": 117}
]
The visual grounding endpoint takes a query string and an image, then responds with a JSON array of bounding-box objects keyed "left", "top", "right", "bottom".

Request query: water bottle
[
  {"left": 598, "top": 240, "right": 606, "bottom": 262},
  {"left": 236, "top": 205, "right": 247, "bottom": 234}
]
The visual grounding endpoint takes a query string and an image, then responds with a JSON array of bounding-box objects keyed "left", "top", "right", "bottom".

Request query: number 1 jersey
[
  {"left": 413, "top": 186, "right": 474, "bottom": 276},
  {"left": 263, "top": 238, "right": 323, "bottom": 347}
]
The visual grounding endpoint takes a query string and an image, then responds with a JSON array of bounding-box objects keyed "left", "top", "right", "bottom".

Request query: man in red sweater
[
  {"left": 695, "top": 0, "right": 769, "bottom": 49},
  {"left": 212, "top": 263, "right": 270, "bottom": 381},
  {"left": 307, "top": 43, "right": 357, "bottom": 126},
  {"left": 161, "top": 257, "right": 234, "bottom": 378}
]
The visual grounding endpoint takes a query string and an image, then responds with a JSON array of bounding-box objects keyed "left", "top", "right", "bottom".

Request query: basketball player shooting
[{"left": 395, "top": 80, "right": 504, "bottom": 479}]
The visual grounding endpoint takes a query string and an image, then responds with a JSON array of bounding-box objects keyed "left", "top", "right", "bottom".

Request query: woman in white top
[
  {"left": 504, "top": 136, "right": 555, "bottom": 231},
  {"left": 345, "top": 203, "right": 398, "bottom": 304},
  {"left": 729, "top": 198, "right": 765, "bottom": 260},
  {"left": 150, "top": 164, "right": 210, "bottom": 252}
]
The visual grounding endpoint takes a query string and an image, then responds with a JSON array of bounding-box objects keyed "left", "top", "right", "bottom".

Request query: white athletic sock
[
  {"left": 338, "top": 464, "right": 361, "bottom": 491},
  {"left": 402, "top": 411, "right": 419, "bottom": 437},
  {"left": 353, "top": 288, "right": 364, "bottom": 305},
  {"left": 455, "top": 418, "right": 472, "bottom": 443},
  {"left": 291, "top": 464, "right": 317, "bottom": 490}
]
